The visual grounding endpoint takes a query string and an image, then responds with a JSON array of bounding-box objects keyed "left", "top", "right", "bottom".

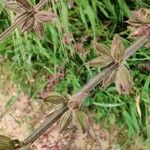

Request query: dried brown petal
[
  {"left": 20, "top": 17, "right": 34, "bottom": 33},
  {"left": 111, "top": 34, "right": 124, "bottom": 63},
  {"left": 35, "top": 10, "right": 57, "bottom": 23},
  {"left": 88, "top": 55, "right": 113, "bottom": 68},
  {"left": 5, "top": 1, "right": 22, "bottom": 13},
  {"left": 102, "top": 70, "right": 116, "bottom": 89},
  {"left": 60, "top": 110, "right": 72, "bottom": 133},
  {"left": 44, "top": 92, "right": 66, "bottom": 104},
  {"left": 16, "top": 0, "right": 31, "bottom": 10},
  {"left": 33, "top": 21, "right": 44, "bottom": 40},
  {"left": 93, "top": 41, "right": 111, "bottom": 56},
  {"left": 115, "top": 65, "right": 133, "bottom": 94}
]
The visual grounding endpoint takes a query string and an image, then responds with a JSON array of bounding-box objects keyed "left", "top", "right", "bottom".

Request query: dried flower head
[
  {"left": 127, "top": 8, "right": 150, "bottom": 36},
  {"left": 88, "top": 34, "right": 133, "bottom": 94},
  {"left": 5, "top": 0, "right": 57, "bottom": 39}
]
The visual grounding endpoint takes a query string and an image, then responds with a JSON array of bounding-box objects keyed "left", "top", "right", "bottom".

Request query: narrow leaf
[
  {"left": 75, "top": 111, "right": 87, "bottom": 133},
  {"left": 33, "top": 21, "right": 44, "bottom": 40},
  {"left": 88, "top": 56, "right": 113, "bottom": 68},
  {"left": 111, "top": 34, "right": 124, "bottom": 63},
  {"left": 93, "top": 41, "right": 111, "bottom": 56},
  {"left": 14, "top": 12, "right": 31, "bottom": 24},
  {"left": 102, "top": 70, "right": 116, "bottom": 88},
  {"left": 21, "top": 17, "right": 34, "bottom": 33},
  {"left": 44, "top": 92, "right": 66, "bottom": 104},
  {"left": 60, "top": 111, "right": 72, "bottom": 133},
  {"left": 5, "top": 1, "right": 21, "bottom": 13},
  {"left": 16, "top": 0, "right": 31, "bottom": 10},
  {"left": 115, "top": 65, "right": 133, "bottom": 94},
  {"left": 35, "top": 10, "right": 57, "bottom": 22}
]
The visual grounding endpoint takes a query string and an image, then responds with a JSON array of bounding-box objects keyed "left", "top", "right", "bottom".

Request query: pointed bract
[
  {"left": 35, "top": 11, "right": 57, "bottom": 22},
  {"left": 5, "top": 1, "right": 22, "bottom": 13},
  {"left": 14, "top": 12, "right": 31, "bottom": 24},
  {"left": 16, "top": 0, "right": 31, "bottom": 10},
  {"left": 102, "top": 70, "right": 116, "bottom": 89},
  {"left": 115, "top": 65, "right": 133, "bottom": 94},
  {"left": 111, "top": 34, "right": 124, "bottom": 63},
  {"left": 21, "top": 17, "right": 34, "bottom": 33},
  {"left": 75, "top": 111, "right": 87, "bottom": 133},
  {"left": 33, "top": 21, "right": 44, "bottom": 40},
  {"left": 88, "top": 56, "right": 113, "bottom": 68},
  {"left": 93, "top": 41, "right": 112, "bottom": 56},
  {"left": 60, "top": 111, "right": 72, "bottom": 133}
]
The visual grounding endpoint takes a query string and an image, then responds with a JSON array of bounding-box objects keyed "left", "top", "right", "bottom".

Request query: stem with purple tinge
[{"left": 21, "top": 35, "right": 149, "bottom": 148}]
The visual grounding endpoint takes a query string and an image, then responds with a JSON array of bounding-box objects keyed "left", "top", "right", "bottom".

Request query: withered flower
[
  {"left": 127, "top": 8, "right": 150, "bottom": 36},
  {"left": 88, "top": 34, "right": 133, "bottom": 94},
  {"left": 5, "top": 0, "right": 57, "bottom": 39}
]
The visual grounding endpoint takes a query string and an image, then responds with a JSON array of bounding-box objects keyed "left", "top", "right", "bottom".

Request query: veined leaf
[{"left": 44, "top": 92, "right": 66, "bottom": 104}]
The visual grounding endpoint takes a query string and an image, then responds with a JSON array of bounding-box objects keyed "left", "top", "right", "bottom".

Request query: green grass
[{"left": 0, "top": 0, "right": 150, "bottom": 149}]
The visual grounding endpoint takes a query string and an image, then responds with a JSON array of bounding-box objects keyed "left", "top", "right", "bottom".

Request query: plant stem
[
  {"left": 23, "top": 105, "right": 68, "bottom": 145},
  {"left": 0, "top": 12, "right": 32, "bottom": 42},
  {"left": 21, "top": 35, "right": 149, "bottom": 148},
  {"left": 123, "top": 35, "right": 149, "bottom": 61},
  {"left": 74, "top": 35, "right": 149, "bottom": 101}
]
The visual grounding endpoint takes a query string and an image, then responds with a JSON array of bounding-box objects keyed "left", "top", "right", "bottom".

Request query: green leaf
[{"left": 44, "top": 92, "right": 66, "bottom": 104}]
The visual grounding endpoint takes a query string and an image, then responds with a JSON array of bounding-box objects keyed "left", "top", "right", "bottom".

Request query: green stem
[{"left": 21, "top": 36, "right": 149, "bottom": 148}]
